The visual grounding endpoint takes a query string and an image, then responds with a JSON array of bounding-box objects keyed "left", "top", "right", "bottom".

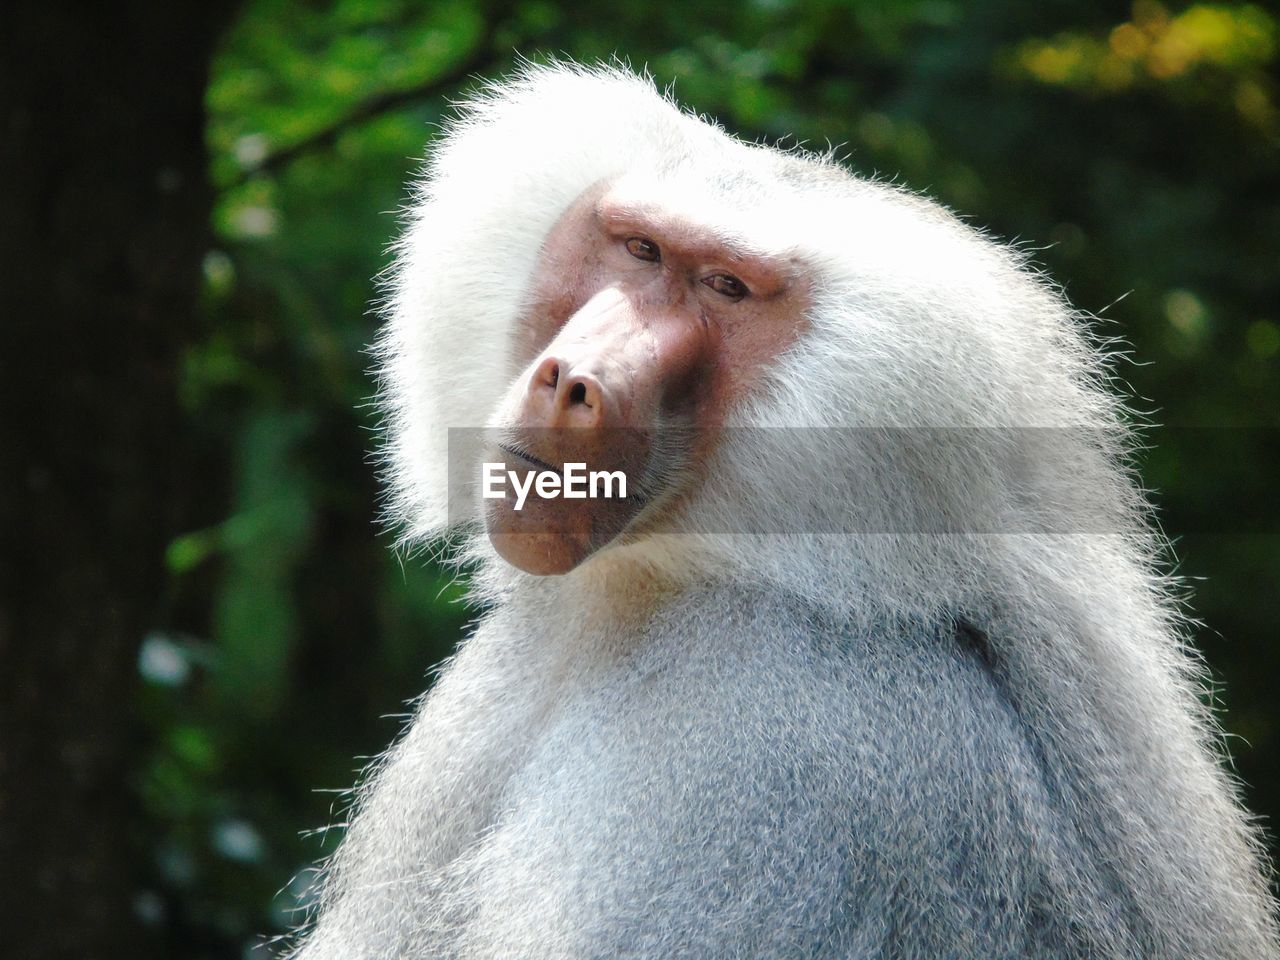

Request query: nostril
[
  {"left": 568, "top": 381, "right": 589, "bottom": 407},
  {"left": 532, "top": 357, "right": 561, "bottom": 392}
]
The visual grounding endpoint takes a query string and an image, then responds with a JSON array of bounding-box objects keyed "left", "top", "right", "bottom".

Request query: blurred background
[{"left": 2, "top": 0, "right": 1277, "bottom": 957}]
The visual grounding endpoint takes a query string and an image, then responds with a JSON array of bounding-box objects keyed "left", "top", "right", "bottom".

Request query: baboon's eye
[
  {"left": 625, "top": 237, "right": 661, "bottom": 262},
  {"left": 703, "top": 273, "right": 747, "bottom": 301}
]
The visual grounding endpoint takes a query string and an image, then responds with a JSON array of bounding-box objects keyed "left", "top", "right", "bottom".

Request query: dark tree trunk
[{"left": 0, "top": 2, "right": 238, "bottom": 956}]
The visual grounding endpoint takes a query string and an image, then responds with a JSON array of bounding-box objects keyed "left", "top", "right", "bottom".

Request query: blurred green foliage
[{"left": 144, "top": 0, "right": 1278, "bottom": 954}]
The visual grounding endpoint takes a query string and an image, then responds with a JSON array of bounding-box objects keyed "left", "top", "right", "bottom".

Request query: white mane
[
  {"left": 377, "top": 62, "right": 1146, "bottom": 618},
  {"left": 343, "top": 61, "right": 1278, "bottom": 955}
]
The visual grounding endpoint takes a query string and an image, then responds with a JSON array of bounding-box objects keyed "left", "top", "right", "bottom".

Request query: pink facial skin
[{"left": 487, "top": 183, "right": 811, "bottom": 575}]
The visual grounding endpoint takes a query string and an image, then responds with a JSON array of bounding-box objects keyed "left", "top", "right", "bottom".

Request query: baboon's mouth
[{"left": 496, "top": 442, "right": 560, "bottom": 474}]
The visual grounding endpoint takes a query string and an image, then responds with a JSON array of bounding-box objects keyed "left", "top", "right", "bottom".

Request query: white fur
[{"left": 294, "top": 63, "right": 1279, "bottom": 958}]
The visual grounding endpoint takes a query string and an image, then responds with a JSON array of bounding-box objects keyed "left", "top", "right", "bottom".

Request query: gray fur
[{"left": 289, "top": 63, "right": 1279, "bottom": 958}]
